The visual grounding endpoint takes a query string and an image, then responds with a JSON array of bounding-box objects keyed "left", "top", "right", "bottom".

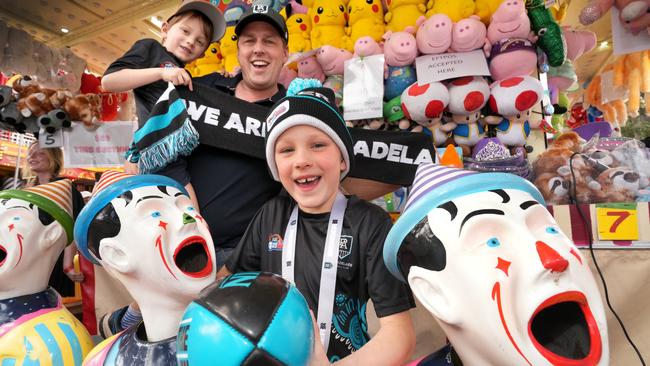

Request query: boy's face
[
  {"left": 162, "top": 16, "right": 209, "bottom": 63},
  {"left": 274, "top": 125, "right": 345, "bottom": 214},
  {"left": 237, "top": 21, "right": 288, "bottom": 92}
]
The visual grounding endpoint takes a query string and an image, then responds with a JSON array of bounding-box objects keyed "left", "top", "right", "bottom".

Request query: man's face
[
  {"left": 108, "top": 185, "right": 216, "bottom": 301},
  {"left": 237, "top": 21, "right": 288, "bottom": 94},
  {"left": 0, "top": 199, "right": 50, "bottom": 281},
  {"left": 413, "top": 189, "right": 607, "bottom": 366}
]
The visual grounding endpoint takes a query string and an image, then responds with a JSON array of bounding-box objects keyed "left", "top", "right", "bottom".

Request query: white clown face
[
  {"left": 103, "top": 185, "right": 216, "bottom": 302},
  {"left": 0, "top": 198, "right": 64, "bottom": 294},
  {"left": 409, "top": 189, "right": 608, "bottom": 366}
]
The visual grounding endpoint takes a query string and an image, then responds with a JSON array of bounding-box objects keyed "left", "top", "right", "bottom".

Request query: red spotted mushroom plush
[
  {"left": 400, "top": 81, "right": 453, "bottom": 146},
  {"left": 448, "top": 76, "right": 490, "bottom": 156},
  {"left": 487, "top": 76, "right": 543, "bottom": 154}
]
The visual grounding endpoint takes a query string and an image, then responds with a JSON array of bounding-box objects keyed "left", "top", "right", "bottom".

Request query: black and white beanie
[{"left": 265, "top": 82, "right": 354, "bottom": 181}]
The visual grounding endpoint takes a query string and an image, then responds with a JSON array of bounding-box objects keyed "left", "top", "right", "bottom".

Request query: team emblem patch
[
  {"left": 267, "top": 233, "right": 284, "bottom": 251},
  {"left": 338, "top": 235, "right": 353, "bottom": 260},
  {"left": 253, "top": 4, "right": 268, "bottom": 13}
]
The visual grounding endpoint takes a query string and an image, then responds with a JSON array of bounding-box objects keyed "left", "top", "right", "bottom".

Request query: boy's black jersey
[
  {"left": 227, "top": 191, "right": 415, "bottom": 361},
  {"left": 105, "top": 38, "right": 184, "bottom": 126}
]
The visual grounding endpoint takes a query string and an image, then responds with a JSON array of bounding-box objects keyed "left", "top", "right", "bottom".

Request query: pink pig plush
[
  {"left": 316, "top": 45, "right": 353, "bottom": 76},
  {"left": 297, "top": 55, "right": 326, "bottom": 83},
  {"left": 416, "top": 14, "right": 453, "bottom": 55},
  {"left": 451, "top": 15, "right": 487, "bottom": 52},
  {"left": 383, "top": 27, "right": 419, "bottom": 100},
  {"left": 485, "top": 0, "right": 537, "bottom": 80},
  {"left": 353, "top": 36, "right": 383, "bottom": 57}
]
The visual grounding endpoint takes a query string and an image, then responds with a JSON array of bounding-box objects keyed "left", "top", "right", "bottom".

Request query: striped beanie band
[
  {"left": 0, "top": 179, "right": 74, "bottom": 245},
  {"left": 383, "top": 163, "right": 546, "bottom": 281},
  {"left": 74, "top": 170, "right": 188, "bottom": 265}
]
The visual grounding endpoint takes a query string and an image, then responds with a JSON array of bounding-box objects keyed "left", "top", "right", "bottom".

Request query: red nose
[{"left": 536, "top": 241, "right": 568, "bottom": 273}]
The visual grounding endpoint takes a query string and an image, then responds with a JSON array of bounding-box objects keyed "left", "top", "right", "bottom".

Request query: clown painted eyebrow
[
  {"left": 520, "top": 201, "right": 540, "bottom": 210},
  {"left": 133, "top": 186, "right": 183, "bottom": 206}
]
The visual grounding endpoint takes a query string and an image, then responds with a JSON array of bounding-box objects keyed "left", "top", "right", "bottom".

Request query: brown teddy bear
[
  {"left": 63, "top": 93, "right": 101, "bottom": 127},
  {"left": 597, "top": 166, "right": 642, "bottom": 203}
]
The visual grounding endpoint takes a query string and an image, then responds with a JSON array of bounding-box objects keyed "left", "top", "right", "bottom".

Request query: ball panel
[
  {"left": 178, "top": 302, "right": 255, "bottom": 366},
  {"left": 200, "top": 272, "right": 289, "bottom": 342},
  {"left": 242, "top": 348, "right": 286, "bottom": 366},
  {"left": 257, "top": 286, "right": 314, "bottom": 366}
]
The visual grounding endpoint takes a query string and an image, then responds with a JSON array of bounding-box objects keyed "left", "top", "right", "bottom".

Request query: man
[{"left": 383, "top": 164, "right": 610, "bottom": 366}]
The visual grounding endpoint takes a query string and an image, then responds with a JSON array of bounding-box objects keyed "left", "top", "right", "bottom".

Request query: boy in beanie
[{"left": 221, "top": 85, "right": 416, "bottom": 364}]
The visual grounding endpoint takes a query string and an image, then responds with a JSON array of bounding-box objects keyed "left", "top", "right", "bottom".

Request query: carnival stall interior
[{"left": 0, "top": 0, "right": 649, "bottom": 365}]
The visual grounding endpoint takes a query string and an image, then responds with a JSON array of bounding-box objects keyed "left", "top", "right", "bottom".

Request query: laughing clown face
[
  {"left": 74, "top": 171, "right": 216, "bottom": 304},
  {"left": 384, "top": 164, "right": 609, "bottom": 366},
  {"left": 0, "top": 180, "right": 73, "bottom": 298}
]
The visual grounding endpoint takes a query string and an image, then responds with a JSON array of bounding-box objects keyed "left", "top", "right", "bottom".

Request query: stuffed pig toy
[
  {"left": 383, "top": 28, "right": 418, "bottom": 101},
  {"left": 450, "top": 15, "right": 488, "bottom": 52}
]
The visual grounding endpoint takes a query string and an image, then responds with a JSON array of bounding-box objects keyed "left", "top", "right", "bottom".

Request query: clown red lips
[
  {"left": 0, "top": 200, "right": 32, "bottom": 272},
  {"left": 383, "top": 164, "right": 609, "bottom": 366}
]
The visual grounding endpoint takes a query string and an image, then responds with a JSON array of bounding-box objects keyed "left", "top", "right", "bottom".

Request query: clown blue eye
[
  {"left": 487, "top": 237, "right": 500, "bottom": 247},
  {"left": 151, "top": 211, "right": 161, "bottom": 218},
  {"left": 187, "top": 206, "right": 195, "bottom": 212},
  {"left": 546, "top": 227, "right": 559, "bottom": 235},
  {"left": 13, "top": 217, "right": 19, "bottom": 221}
]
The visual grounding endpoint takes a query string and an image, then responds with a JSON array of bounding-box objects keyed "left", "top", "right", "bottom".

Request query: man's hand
[
  {"left": 124, "top": 160, "right": 139, "bottom": 175},
  {"left": 161, "top": 68, "right": 194, "bottom": 91}
]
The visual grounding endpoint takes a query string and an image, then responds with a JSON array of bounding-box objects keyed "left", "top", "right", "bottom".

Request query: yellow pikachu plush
[
  {"left": 309, "top": 0, "right": 349, "bottom": 49},
  {"left": 426, "top": 0, "right": 475, "bottom": 22},
  {"left": 193, "top": 42, "right": 225, "bottom": 76},
  {"left": 384, "top": 0, "right": 426, "bottom": 33},
  {"left": 287, "top": 12, "right": 313, "bottom": 53},
  {"left": 346, "top": 0, "right": 385, "bottom": 49},
  {"left": 221, "top": 25, "right": 240, "bottom": 74}
]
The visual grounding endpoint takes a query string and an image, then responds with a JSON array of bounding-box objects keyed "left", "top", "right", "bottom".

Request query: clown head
[
  {"left": 74, "top": 171, "right": 216, "bottom": 340},
  {"left": 0, "top": 180, "right": 73, "bottom": 299},
  {"left": 384, "top": 164, "right": 609, "bottom": 366}
]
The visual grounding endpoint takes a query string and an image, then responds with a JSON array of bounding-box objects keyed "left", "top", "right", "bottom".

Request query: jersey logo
[
  {"left": 253, "top": 4, "right": 269, "bottom": 13},
  {"left": 338, "top": 235, "right": 353, "bottom": 260},
  {"left": 159, "top": 61, "right": 176, "bottom": 69},
  {"left": 267, "top": 233, "right": 284, "bottom": 252}
]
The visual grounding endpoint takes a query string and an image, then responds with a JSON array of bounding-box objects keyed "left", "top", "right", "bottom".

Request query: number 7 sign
[{"left": 596, "top": 204, "right": 639, "bottom": 241}]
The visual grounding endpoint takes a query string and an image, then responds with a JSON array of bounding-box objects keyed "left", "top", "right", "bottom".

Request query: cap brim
[
  {"left": 173, "top": 1, "right": 226, "bottom": 42},
  {"left": 235, "top": 13, "right": 287, "bottom": 42}
]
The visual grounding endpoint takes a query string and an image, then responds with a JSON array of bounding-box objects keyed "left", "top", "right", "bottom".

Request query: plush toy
[
  {"left": 450, "top": 15, "right": 488, "bottom": 52},
  {"left": 279, "top": 66, "right": 298, "bottom": 89},
  {"left": 384, "top": 95, "right": 413, "bottom": 131},
  {"left": 346, "top": 0, "right": 385, "bottom": 50},
  {"left": 1, "top": 27, "right": 36, "bottom": 77},
  {"left": 580, "top": 0, "right": 650, "bottom": 35},
  {"left": 353, "top": 36, "right": 383, "bottom": 57},
  {"left": 287, "top": 1, "right": 313, "bottom": 54},
  {"left": 221, "top": 25, "right": 240, "bottom": 75},
  {"left": 484, "top": 0, "right": 537, "bottom": 80},
  {"left": 551, "top": 92, "right": 570, "bottom": 135},
  {"left": 297, "top": 55, "right": 326, "bottom": 82},
  {"left": 597, "top": 166, "right": 644, "bottom": 202},
  {"left": 448, "top": 76, "right": 490, "bottom": 156},
  {"left": 487, "top": 76, "right": 543, "bottom": 153},
  {"left": 526, "top": 0, "right": 567, "bottom": 67},
  {"left": 584, "top": 64, "right": 628, "bottom": 129},
  {"left": 384, "top": 0, "right": 427, "bottom": 33},
  {"left": 474, "top": 0, "right": 504, "bottom": 24},
  {"left": 38, "top": 108, "right": 71, "bottom": 133},
  {"left": 316, "top": 45, "right": 352, "bottom": 106},
  {"left": 64, "top": 93, "right": 101, "bottom": 127},
  {"left": 193, "top": 42, "right": 225, "bottom": 76},
  {"left": 416, "top": 14, "right": 453, "bottom": 55},
  {"left": 309, "top": 0, "right": 349, "bottom": 50},
  {"left": 383, "top": 28, "right": 419, "bottom": 101},
  {"left": 400, "top": 81, "right": 455, "bottom": 146},
  {"left": 426, "top": 0, "right": 476, "bottom": 21}
]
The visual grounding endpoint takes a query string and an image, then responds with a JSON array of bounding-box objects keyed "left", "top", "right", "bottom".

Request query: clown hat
[
  {"left": 447, "top": 76, "right": 489, "bottom": 115},
  {"left": 74, "top": 171, "right": 188, "bottom": 265},
  {"left": 400, "top": 81, "right": 449, "bottom": 123},
  {"left": 0, "top": 179, "right": 74, "bottom": 244},
  {"left": 489, "top": 76, "right": 543, "bottom": 117},
  {"left": 383, "top": 163, "right": 545, "bottom": 281}
]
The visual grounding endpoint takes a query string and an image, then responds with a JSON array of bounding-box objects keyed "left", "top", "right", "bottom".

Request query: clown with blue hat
[{"left": 385, "top": 163, "right": 609, "bottom": 366}]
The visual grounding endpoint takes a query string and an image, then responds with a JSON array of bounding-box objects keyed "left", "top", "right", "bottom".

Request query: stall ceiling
[{"left": 0, "top": 0, "right": 613, "bottom": 86}]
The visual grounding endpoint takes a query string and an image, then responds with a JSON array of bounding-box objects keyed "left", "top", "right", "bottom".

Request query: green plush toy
[
  {"left": 551, "top": 92, "right": 569, "bottom": 138},
  {"left": 525, "top": 0, "right": 566, "bottom": 67}
]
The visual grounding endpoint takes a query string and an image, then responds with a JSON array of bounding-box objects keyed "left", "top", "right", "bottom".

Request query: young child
[
  {"left": 220, "top": 86, "right": 416, "bottom": 365},
  {"left": 101, "top": 0, "right": 225, "bottom": 206}
]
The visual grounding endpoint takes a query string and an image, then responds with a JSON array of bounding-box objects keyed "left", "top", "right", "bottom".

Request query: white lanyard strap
[{"left": 281, "top": 191, "right": 347, "bottom": 353}]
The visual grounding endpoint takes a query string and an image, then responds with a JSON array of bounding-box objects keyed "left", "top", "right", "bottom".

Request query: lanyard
[{"left": 281, "top": 191, "right": 347, "bottom": 353}]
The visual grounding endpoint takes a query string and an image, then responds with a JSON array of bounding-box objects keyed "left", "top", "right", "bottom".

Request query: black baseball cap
[
  {"left": 234, "top": 3, "right": 288, "bottom": 43},
  {"left": 168, "top": 0, "right": 226, "bottom": 43}
]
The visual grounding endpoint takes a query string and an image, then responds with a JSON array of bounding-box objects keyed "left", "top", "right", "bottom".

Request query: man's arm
[
  {"left": 310, "top": 311, "right": 415, "bottom": 366},
  {"left": 341, "top": 177, "right": 400, "bottom": 201}
]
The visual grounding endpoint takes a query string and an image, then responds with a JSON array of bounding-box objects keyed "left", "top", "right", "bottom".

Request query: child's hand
[{"left": 161, "top": 68, "right": 193, "bottom": 91}]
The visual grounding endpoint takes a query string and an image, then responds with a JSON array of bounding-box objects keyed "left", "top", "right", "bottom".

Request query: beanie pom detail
[{"left": 287, "top": 78, "right": 323, "bottom": 96}]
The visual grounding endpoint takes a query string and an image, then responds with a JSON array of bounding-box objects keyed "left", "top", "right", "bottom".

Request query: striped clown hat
[
  {"left": 489, "top": 76, "right": 543, "bottom": 117},
  {"left": 383, "top": 163, "right": 545, "bottom": 282},
  {"left": 0, "top": 179, "right": 74, "bottom": 245},
  {"left": 74, "top": 170, "right": 187, "bottom": 265},
  {"left": 447, "top": 76, "right": 490, "bottom": 115}
]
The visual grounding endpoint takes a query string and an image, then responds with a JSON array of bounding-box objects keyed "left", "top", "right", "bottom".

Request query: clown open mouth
[
  {"left": 0, "top": 245, "right": 6, "bottom": 267},
  {"left": 173, "top": 236, "right": 213, "bottom": 278},
  {"left": 529, "top": 291, "right": 602, "bottom": 365}
]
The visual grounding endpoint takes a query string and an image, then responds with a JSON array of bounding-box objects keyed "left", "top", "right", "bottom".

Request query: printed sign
[
  {"left": 415, "top": 50, "right": 490, "bottom": 84},
  {"left": 596, "top": 203, "right": 639, "bottom": 241},
  {"left": 39, "top": 128, "right": 64, "bottom": 148},
  {"left": 63, "top": 122, "right": 133, "bottom": 168},
  {"left": 343, "top": 54, "right": 384, "bottom": 120}
]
